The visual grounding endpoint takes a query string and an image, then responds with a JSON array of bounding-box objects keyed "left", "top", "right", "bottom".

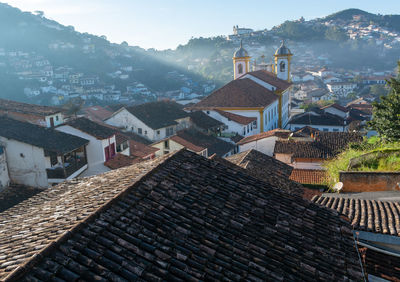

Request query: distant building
[
  {"left": 232, "top": 25, "right": 253, "bottom": 35},
  {"left": 327, "top": 81, "right": 357, "bottom": 97}
]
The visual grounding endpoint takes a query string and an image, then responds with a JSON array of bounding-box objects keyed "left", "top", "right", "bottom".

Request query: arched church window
[
  {"left": 280, "top": 61, "right": 285, "bottom": 72},
  {"left": 238, "top": 64, "right": 243, "bottom": 74}
]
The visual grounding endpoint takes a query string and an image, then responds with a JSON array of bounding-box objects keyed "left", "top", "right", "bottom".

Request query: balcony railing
[{"left": 46, "top": 158, "right": 87, "bottom": 179}]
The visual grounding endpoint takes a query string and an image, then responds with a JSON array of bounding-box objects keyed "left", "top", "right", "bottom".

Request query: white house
[
  {"left": 327, "top": 82, "right": 358, "bottom": 97},
  {"left": 320, "top": 104, "right": 350, "bottom": 119},
  {"left": 236, "top": 129, "right": 291, "bottom": 156},
  {"left": 0, "top": 117, "right": 89, "bottom": 188},
  {"left": 0, "top": 98, "right": 65, "bottom": 128},
  {"left": 0, "top": 146, "right": 9, "bottom": 189},
  {"left": 105, "top": 101, "right": 191, "bottom": 142},
  {"left": 287, "top": 111, "right": 348, "bottom": 132},
  {"left": 56, "top": 117, "right": 117, "bottom": 176}
]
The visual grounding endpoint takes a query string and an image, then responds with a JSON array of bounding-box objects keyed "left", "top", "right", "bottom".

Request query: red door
[
  {"left": 110, "top": 143, "right": 116, "bottom": 157},
  {"left": 104, "top": 146, "right": 110, "bottom": 161}
]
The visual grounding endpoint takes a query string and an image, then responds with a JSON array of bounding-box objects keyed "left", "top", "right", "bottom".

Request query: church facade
[{"left": 189, "top": 41, "right": 293, "bottom": 135}]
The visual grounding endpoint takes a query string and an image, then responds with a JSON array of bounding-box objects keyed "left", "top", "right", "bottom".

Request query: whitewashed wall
[{"left": 0, "top": 148, "right": 10, "bottom": 188}]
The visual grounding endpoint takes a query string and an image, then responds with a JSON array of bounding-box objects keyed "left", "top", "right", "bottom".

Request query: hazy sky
[{"left": 5, "top": 0, "right": 400, "bottom": 50}]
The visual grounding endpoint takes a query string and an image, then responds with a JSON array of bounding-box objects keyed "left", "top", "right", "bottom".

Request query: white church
[{"left": 190, "top": 40, "right": 293, "bottom": 135}]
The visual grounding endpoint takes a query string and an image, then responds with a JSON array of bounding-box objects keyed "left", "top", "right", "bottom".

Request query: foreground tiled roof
[
  {"left": 312, "top": 195, "right": 400, "bottom": 236},
  {"left": 237, "top": 129, "right": 291, "bottom": 145},
  {"left": 188, "top": 111, "right": 224, "bottom": 130},
  {"left": 0, "top": 99, "right": 63, "bottom": 116},
  {"left": 224, "top": 150, "right": 303, "bottom": 197},
  {"left": 65, "top": 117, "right": 116, "bottom": 139},
  {"left": 125, "top": 101, "right": 188, "bottom": 130},
  {"left": 190, "top": 78, "right": 279, "bottom": 109},
  {"left": 245, "top": 70, "right": 292, "bottom": 92},
  {"left": 215, "top": 110, "right": 257, "bottom": 125},
  {"left": 0, "top": 116, "right": 89, "bottom": 154},
  {"left": 274, "top": 132, "right": 362, "bottom": 159},
  {"left": 290, "top": 169, "right": 327, "bottom": 185},
  {"left": 0, "top": 185, "right": 42, "bottom": 213},
  {"left": 0, "top": 150, "right": 363, "bottom": 281}
]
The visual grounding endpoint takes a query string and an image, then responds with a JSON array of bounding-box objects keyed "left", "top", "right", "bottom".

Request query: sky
[{"left": 5, "top": 0, "right": 400, "bottom": 50}]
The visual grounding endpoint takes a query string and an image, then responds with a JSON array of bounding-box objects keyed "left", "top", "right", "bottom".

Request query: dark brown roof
[
  {"left": 289, "top": 112, "right": 346, "bottom": 126},
  {"left": 245, "top": 70, "right": 292, "bottom": 92},
  {"left": 290, "top": 169, "right": 327, "bottom": 185},
  {"left": 0, "top": 116, "right": 89, "bottom": 154},
  {"left": 360, "top": 247, "right": 400, "bottom": 281},
  {"left": 0, "top": 150, "right": 363, "bottom": 281},
  {"left": 65, "top": 117, "right": 116, "bottom": 139},
  {"left": 292, "top": 126, "right": 320, "bottom": 138},
  {"left": 274, "top": 132, "right": 362, "bottom": 159},
  {"left": 224, "top": 150, "right": 303, "bottom": 196},
  {"left": 312, "top": 195, "right": 400, "bottom": 236},
  {"left": 215, "top": 110, "right": 257, "bottom": 125},
  {"left": 125, "top": 101, "right": 189, "bottom": 130},
  {"left": 104, "top": 153, "right": 140, "bottom": 169},
  {"left": 176, "top": 128, "right": 234, "bottom": 156},
  {"left": 82, "top": 106, "right": 113, "bottom": 122},
  {"left": 129, "top": 140, "right": 159, "bottom": 159},
  {"left": 170, "top": 135, "right": 205, "bottom": 152},
  {"left": 0, "top": 99, "right": 63, "bottom": 116},
  {"left": 237, "top": 129, "right": 291, "bottom": 145},
  {"left": 188, "top": 111, "right": 224, "bottom": 130},
  {"left": 190, "top": 78, "right": 279, "bottom": 109}
]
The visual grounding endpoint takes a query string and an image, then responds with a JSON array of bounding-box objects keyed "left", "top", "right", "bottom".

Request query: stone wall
[{"left": 340, "top": 171, "right": 400, "bottom": 192}]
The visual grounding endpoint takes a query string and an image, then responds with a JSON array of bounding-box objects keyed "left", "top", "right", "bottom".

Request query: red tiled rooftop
[
  {"left": 215, "top": 110, "right": 257, "bottom": 125},
  {"left": 290, "top": 169, "right": 327, "bottom": 185},
  {"left": 237, "top": 128, "right": 291, "bottom": 145}
]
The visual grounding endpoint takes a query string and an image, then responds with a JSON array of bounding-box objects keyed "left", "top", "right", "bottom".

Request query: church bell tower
[
  {"left": 273, "top": 40, "right": 292, "bottom": 82},
  {"left": 233, "top": 40, "right": 251, "bottom": 80}
]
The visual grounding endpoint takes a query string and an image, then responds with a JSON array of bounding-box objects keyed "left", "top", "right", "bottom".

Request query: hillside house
[
  {"left": 0, "top": 99, "right": 65, "bottom": 127},
  {"left": 56, "top": 118, "right": 117, "bottom": 176},
  {"left": 105, "top": 101, "right": 191, "bottom": 142},
  {"left": 0, "top": 117, "right": 89, "bottom": 188}
]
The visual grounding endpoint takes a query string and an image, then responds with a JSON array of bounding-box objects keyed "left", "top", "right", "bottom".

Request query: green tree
[{"left": 368, "top": 61, "right": 400, "bottom": 141}]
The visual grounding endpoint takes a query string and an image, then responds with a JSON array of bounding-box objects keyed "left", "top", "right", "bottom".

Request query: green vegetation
[
  {"left": 368, "top": 61, "right": 400, "bottom": 141},
  {"left": 324, "top": 137, "right": 400, "bottom": 187}
]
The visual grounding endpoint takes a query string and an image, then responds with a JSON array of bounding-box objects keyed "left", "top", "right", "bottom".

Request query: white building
[
  {"left": 327, "top": 82, "right": 358, "bottom": 97},
  {"left": 56, "top": 117, "right": 118, "bottom": 176},
  {"left": 0, "top": 117, "right": 89, "bottom": 188},
  {"left": 105, "top": 101, "right": 191, "bottom": 142}
]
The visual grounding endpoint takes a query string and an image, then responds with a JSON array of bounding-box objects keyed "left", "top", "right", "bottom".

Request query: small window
[
  {"left": 144, "top": 130, "right": 147, "bottom": 135},
  {"left": 238, "top": 64, "right": 243, "bottom": 74},
  {"left": 157, "top": 130, "right": 160, "bottom": 135},
  {"left": 55, "top": 116, "right": 59, "bottom": 121},
  {"left": 138, "top": 128, "right": 142, "bottom": 134},
  {"left": 280, "top": 61, "right": 285, "bottom": 72},
  {"left": 206, "top": 111, "right": 210, "bottom": 114},
  {"left": 50, "top": 153, "right": 58, "bottom": 166},
  {"left": 164, "top": 140, "right": 169, "bottom": 149},
  {"left": 164, "top": 150, "right": 169, "bottom": 154}
]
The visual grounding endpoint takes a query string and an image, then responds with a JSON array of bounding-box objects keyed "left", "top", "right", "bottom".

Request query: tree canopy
[{"left": 368, "top": 61, "right": 400, "bottom": 141}]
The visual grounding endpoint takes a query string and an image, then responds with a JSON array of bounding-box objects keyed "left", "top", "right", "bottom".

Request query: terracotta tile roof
[
  {"left": 188, "top": 111, "right": 224, "bottom": 130},
  {"left": 129, "top": 140, "right": 159, "bottom": 159},
  {"left": 292, "top": 126, "right": 319, "bottom": 138},
  {"left": 321, "top": 103, "right": 349, "bottom": 112},
  {"left": 0, "top": 116, "right": 89, "bottom": 154},
  {"left": 274, "top": 132, "right": 362, "bottom": 159},
  {"left": 0, "top": 185, "right": 42, "bottom": 213},
  {"left": 245, "top": 70, "right": 292, "bottom": 92},
  {"left": 82, "top": 106, "right": 113, "bottom": 122},
  {"left": 290, "top": 169, "right": 327, "bottom": 185},
  {"left": 65, "top": 117, "right": 116, "bottom": 140},
  {"left": 104, "top": 153, "right": 140, "bottom": 169},
  {"left": 215, "top": 110, "right": 257, "bottom": 125},
  {"left": 125, "top": 101, "right": 188, "bottom": 130},
  {"left": 189, "top": 78, "right": 279, "bottom": 109},
  {"left": 176, "top": 129, "right": 234, "bottom": 156},
  {"left": 224, "top": 150, "right": 303, "bottom": 197},
  {"left": 0, "top": 150, "right": 363, "bottom": 281},
  {"left": 237, "top": 129, "right": 291, "bottom": 145},
  {"left": 359, "top": 247, "right": 400, "bottom": 281},
  {"left": 230, "top": 133, "right": 244, "bottom": 144},
  {"left": 170, "top": 135, "right": 205, "bottom": 152},
  {"left": 312, "top": 195, "right": 400, "bottom": 236},
  {"left": 0, "top": 99, "right": 63, "bottom": 116}
]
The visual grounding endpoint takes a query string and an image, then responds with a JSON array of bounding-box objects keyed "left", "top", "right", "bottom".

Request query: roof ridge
[{"left": 3, "top": 149, "right": 185, "bottom": 281}]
